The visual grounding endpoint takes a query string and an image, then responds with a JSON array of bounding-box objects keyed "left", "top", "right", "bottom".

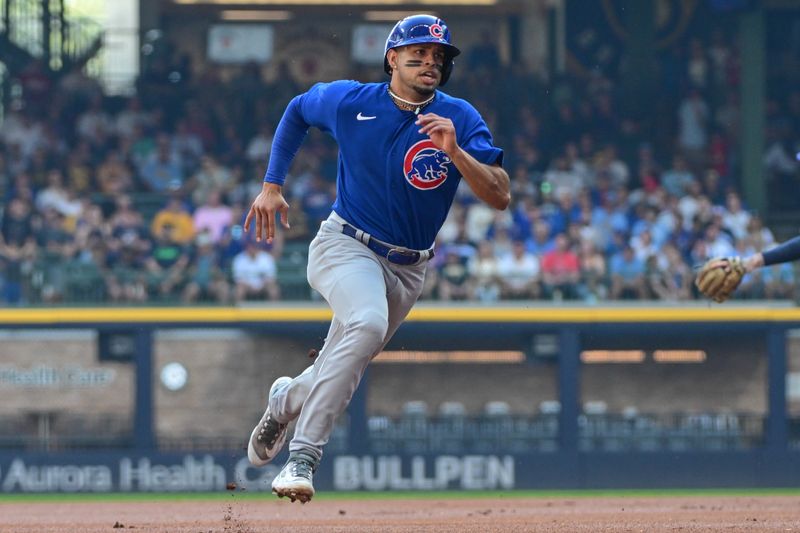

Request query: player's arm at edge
[
  {"left": 744, "top": 235, "right": 800, "bottom": 272},
  {"left": 449, "top": 147, "right": 510, "bottom": 211}
]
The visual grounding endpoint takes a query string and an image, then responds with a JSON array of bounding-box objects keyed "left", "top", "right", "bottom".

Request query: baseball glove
[{"left": 694, "top": 256, "right": 746, "bottom": 303}]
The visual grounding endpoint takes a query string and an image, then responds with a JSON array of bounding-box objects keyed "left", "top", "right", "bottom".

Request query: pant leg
[
  {"left": 269, "top": 315, "right": 342, "bottom": 423},
  {"left": 286, "top": 222, "right": 392, "bottom": 461},
  {"left": 374, "top": 259, "right": 427, "bottom": 356},
  {"left": 271, "top": 260, "right": 426, "bottom": 424}
]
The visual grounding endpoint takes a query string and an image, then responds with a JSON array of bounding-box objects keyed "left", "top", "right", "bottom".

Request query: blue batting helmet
[{"left": 384, "top": 14, "right": 461, "bottom": 86}]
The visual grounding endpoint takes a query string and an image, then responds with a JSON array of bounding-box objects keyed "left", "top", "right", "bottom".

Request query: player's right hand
[{"left": 244, "top": 182, "right": 290, "bottom": 243}]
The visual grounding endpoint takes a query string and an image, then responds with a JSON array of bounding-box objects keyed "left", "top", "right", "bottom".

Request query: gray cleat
[
  {"left": 271, "top": 451, "right": 317, "bottom": 503},
  {"left": 247, "top": 376, "right": 292, "bottom": 466}
]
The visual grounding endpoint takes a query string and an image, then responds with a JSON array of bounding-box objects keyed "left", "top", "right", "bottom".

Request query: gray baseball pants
[{"left": 267, "top": 212, "right": 428, "bottom": 462}]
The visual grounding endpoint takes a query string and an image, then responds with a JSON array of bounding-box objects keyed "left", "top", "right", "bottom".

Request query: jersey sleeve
[
  {"left": 763, "top": 235, "right": 800, "bottom": 266},
  {"left": 263, "top": 80, "right": 356, "bottom": 185},
  {"left": 459, "top": 110, "right": 504, "bottom": 167}
]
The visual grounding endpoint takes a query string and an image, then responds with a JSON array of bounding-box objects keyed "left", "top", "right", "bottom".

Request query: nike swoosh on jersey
[{"left": 356, "top": 112, "right": 377, "bottom": 121}]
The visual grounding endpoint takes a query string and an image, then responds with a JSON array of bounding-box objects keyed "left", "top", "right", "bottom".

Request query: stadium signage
[
  {"left": 333, "top": 455, "right": 515, "bottom": 490},
  {"left": 1, "top": 459, "right": 114, "bottom": 492},
  {"left": 0, "top": 365, "right": 115, "bottom": 388},
  {"left": 118, "top": 456, "right": 225, "bottom": 491},
  {"left": 0, "top": 454, "right": 515, "bottom": 492},
  {"left": 0, "top": 456, "right": 227, "bottom": 492}
]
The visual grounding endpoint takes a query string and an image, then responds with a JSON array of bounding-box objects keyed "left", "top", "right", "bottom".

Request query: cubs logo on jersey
[{"left": 403, "top": 140, "right": 451, "bottom": 190}]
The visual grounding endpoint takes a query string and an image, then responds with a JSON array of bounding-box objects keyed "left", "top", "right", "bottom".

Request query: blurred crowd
[{"left": 0, "top": 25, "right": 798, "bottom": 305}]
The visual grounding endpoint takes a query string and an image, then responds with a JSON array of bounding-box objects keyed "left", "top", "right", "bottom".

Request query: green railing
[{"left": 0, "top": 0, "right": 102, "bottom": 72}]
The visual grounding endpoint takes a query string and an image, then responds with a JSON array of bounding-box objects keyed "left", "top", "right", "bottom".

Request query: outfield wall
[{"left": 0, "top": 304, "right": 799, "bottom": 492}]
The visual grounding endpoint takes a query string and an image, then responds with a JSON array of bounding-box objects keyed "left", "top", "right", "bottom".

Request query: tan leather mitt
[{"left": 694, "top": 257, "right": 746, "bottom": 303}]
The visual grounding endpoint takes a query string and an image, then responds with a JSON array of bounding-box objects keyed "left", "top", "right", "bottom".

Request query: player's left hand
[{"left": 416, "top": 113, "right": 457, "bottom": 155}]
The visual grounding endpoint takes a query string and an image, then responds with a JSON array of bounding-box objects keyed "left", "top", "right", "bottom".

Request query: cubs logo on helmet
[
  {"left": 403, "top": 140, "right": 452, "bottom": 190},
  {"left": 384, "top": 14, "right": 461, "bottom": 86}
]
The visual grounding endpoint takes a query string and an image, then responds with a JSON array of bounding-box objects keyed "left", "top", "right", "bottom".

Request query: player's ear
[{"left": 387, "top": 49, "right": 398, "bottom": 71}]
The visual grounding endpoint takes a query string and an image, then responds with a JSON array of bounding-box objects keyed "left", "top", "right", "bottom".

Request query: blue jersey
[{"left": 264, "top": 81, "right": 503, "bottom": 250}]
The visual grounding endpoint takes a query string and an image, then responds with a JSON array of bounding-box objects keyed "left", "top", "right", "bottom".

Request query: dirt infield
[{"left": 2, "top": 494, "right": 800, "bottom": 532}]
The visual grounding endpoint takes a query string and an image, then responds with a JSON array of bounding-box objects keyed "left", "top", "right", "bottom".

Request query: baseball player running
[{"left": 243, "top": 14, "right": 510, "bottom": 503}]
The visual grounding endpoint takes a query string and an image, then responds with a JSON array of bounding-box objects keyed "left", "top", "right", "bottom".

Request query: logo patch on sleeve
[{"left": 403, "top": 140, "right": 451, "bottom": 190}]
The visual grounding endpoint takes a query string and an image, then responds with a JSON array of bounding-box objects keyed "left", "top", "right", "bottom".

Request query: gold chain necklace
[{"left": 387, "top": 88, "right": 435, "bottom": 115}]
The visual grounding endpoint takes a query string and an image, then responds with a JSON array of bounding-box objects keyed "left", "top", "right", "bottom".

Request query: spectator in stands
[
  {"left": 63, "top": 229, "right": 108, "bottom": 302},
  {"left": 145, "top": 223, "right": 190, "bottom": 300},
  {"left": 139, "top": 134, "right": 184, "bottom": 193},
  {"left": 487, "top": 223, "right": 515, "bottom": 260},
  {"left": 543, "top": 157, "right": 584, "bottom": 199},
  {"left": 76, "top": 94, "right": 113, "bottom": 145},
  {"left": 0, "top": 198, "right": 37, "bottom": 303},
  {"left": 525, "top": 219, "right": 555, "bottom": 256},
  {"left": 646, "top": 243, "right": 691, "bottom": 301},
  {"left": 662, "top": 155, "right": 696, "bottom": 198},
  {"left": 577, "top": 238, "right": 607, "bottom": 302},
  {"left": 232, "top": 240, "right": 280, "bottom": 302},
  {"left": 109, "top": 194, "right": 147, "bottom": 239},
  {"left": 1, "top": 110, "right": 46, "bottom": 161},
  {"left": 701, "top": 168, "right": 728, "bottom": 206},
  {"left": 468, "top": 240, "right": 502, "bottom": 302},
  {"left": 150, "top": 195, "right": 195, "bottom": 245},
  {"left": 182, "top": 230, "right": 230, "bottom": 304},
  {"left": 172, "top": 119, "right": 205, "bottom": 176},
  {"left": 633, "top": 143, "right": 661, "bottom": 193},
  {"left": 106, "top": 232, "right": 148, "bottom": 303},
  {"left": 762, "top": 262, "right": 794, "bottom": 300},
  {"left": 464, "top": 201, "right": 496, "bottom": 244},
  {"left": 721, "top": 191, "right": 751, "bottom": 241},
  {"left": 36, "top": 205, "right": 72, "bottom": 249},
  {"left": 127, "top": 123, "right": 157, "bottom": 171},
  {"left": 746, "top": 214, "right": 775, "bottom": 252},
  {"left": 35, "top": 213, "right": 72, "bottom": 303},
  {"left": 564, "top": 141, "right": 592, "bottom": 186},
  {"left": 437, "top": 250, "right": 472, "bottom": 301},
  {"left": 73, "top": 203, "right": 110, "bottom": 250},
  {"left": 35, "top": 169, "right": 82, "bottom": 219},
  {"left": 192, "top": 189, "right": 234, "bottom": 244},
  {"left": 593, "top": 144, "right": 629, "bottom": 189},
  {"left": 540, "top": 233, "right": 580, "bottom": 300},
  {"left": 609, "top": 244, "right": 647, "bottom": 300},
  {"left": 701, "top": 221, "right": 736, "bottom": 259},
  {"left": 496, "top": 239, "right": 540, "bottom": 300},
  {"left": 630, "top": 228, "right": 658, "bottom": 264},
  {"left": 189, "top": 154, "right": 236, "bottom": 211},
  {"left": 543, "top": 188, "right": 581, "bottom": 238},
  {"left": 97, "top": 150, "right": 134, "bottom": 195},
  {"left": 707, "top": 130, "right": 731, "bottom": 180}
]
